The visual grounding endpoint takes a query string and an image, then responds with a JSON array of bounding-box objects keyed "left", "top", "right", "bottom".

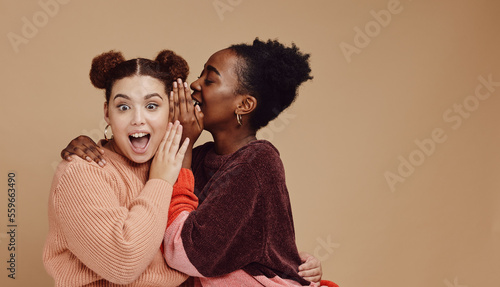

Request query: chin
[{"left": 127, "top": 152, "right": 153, "bottom": 164}]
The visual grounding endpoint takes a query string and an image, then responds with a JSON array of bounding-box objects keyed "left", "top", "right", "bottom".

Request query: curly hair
[
  {"left": 89, "top": 50, "right": 189, "bottom": 103},
  {"left": 229, "top": 38, "right": 312, "bottom": 130}
]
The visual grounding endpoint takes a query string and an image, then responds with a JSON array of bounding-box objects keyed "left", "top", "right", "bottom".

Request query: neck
[{"left": 210, "top": 128, "right": 257, "bottom": 155}]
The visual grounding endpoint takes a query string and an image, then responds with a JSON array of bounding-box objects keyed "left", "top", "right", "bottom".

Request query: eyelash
[
  {"left": 116, "top": 103, "right": 159, "bottom": 111},
  {"left": 117, "top": 104, "right": 129, "bottom": 111},
  {"left": 198, "top": 70, "right": 213, "bottom": 85}
]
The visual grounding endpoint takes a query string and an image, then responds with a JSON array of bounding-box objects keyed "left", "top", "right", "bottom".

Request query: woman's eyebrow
[
  {"left": 207, "top": 65, "right": 221, "bottom": 76},
  {"left": 145, "top": 93, "right": 163, "bottom": 100},
  {"left": 113, "top": 93, "right": 163, "bottom": 100},
  {"left": 114, "top": 94, "right": 130, "bottom": 100}
]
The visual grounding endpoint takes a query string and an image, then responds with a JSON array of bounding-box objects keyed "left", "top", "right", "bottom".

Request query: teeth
[{"left": 130, "top": 133, "right": 148, "bottom": 138}]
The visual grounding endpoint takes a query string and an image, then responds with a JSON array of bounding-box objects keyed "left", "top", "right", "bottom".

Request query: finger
[
  {"left": 177, "top": 78, "right": 188, "bottom": 117},
  {"left": 298, "top": 259, "right": 314, "bottom": 270},
  {"left": 82, "top": 144, "right": 105, "bottom": 163},
  {"left": 172, "top": 81, "right": 180, "bottom": 123},
  {"left": 168, "top": 91, "right": 175, "bottom": 122},
  {"left": 164, "top": 121, "right": 180, "bottom": 153},
  {"left": 64, "top": 146, "right": 92, "bottom": 162},
  {"left": 297, "top": 267, "right": 319, "bottom": 277},
  {"left": 301, "top": 274, "right": 321, "bottom": 283},
  {"left": 176, "top": 137, "right": 190, "bottom": 160},
  {"left": 157, "top": 122, "right": 174, "bottom": 157},
  {"left": 182, "top": 80, "right": 194, "bottom": 115},
  {"left": 167, "top": 123, "right": 183, "bottom": 155},
  {"left": 61, "top": 150, "right": 73, "bottom": 161},
  {"left": 61, "top": 143, "right": 82, "bottom": 160},
  {"left": 194, "top": 104, "right": 204, "bottom": 130}
]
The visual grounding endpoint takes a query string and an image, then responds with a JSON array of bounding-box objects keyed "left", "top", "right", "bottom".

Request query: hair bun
[
  {"left": 89, "top": 50, "right": 125, "bottom": 89},
  {"left": 155, "top": 50, "right": 189, "bottom": 82}
]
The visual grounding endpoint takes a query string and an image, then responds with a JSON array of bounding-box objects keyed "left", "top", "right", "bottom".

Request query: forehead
[
  {"left": 206, "top": 49, "right": 239, "bottom": 75},
  {"left": 111, "top": 75, "right": 166, "bottom": 98}
]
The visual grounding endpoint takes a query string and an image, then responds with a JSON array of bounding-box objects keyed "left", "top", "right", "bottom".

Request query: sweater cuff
[{"left": 144, "top": 178, "right": 174, "bottom": 207}]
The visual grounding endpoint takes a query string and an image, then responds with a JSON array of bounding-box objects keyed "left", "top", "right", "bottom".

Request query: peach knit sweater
[{"left": 43, "top": 143, "right": 188, "bottom": 286}]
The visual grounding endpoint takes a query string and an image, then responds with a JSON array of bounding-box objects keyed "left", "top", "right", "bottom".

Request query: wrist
[{"left": 182, "top": 154, "right": 192, "bottom": 169}]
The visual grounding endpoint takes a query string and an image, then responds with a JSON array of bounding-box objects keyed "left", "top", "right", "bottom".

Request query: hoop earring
[
  {"left": 104, "top": 124, "right": 113, "bottom": 140},
  {"left": 236, "top": 112, "right": 243, "bottom": 126}
]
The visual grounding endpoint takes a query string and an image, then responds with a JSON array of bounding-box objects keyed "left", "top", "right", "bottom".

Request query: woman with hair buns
[
  {"left": 61, "top": 39, "right": 336, "bottom": 286},
  {"left": 43, "top": 50, "right": 192, "bottom": 286}
]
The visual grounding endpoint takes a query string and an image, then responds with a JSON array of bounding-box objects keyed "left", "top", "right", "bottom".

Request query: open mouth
[{"left": 129, "top": 132, "right": 150, "bottom": 153}]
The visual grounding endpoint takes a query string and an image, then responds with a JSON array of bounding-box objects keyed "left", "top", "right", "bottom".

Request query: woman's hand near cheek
[
  {"left": 172, "top": 78, "right": 204, "bottom": 144},
  {"left": 149, "top": 121, "right": 190, "bottom": 185},
  {"left": 298, "top": 251, "right": 322, "bottom": 283},
  {"left": 60, "top": 135, "right": 106, "bottom": 167},
  {"left": 171, "top": 78, "right": 204, "bottom": 169}
]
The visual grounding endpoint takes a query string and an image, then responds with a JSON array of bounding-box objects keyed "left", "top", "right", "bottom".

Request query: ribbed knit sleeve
[
  {"left": 167, "top": 168, "right": 198, "bottom": 227},
  {"left": 53, "top": 160, "right": 173, "bottom": 285}
]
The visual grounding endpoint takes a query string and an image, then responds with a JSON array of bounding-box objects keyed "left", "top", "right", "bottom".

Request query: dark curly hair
[
  {"left": 229, "top": 38, "right": 312, "bottom": 130},
  {"left": 89, "top": 50, "right": 189, "bottom": 103}
]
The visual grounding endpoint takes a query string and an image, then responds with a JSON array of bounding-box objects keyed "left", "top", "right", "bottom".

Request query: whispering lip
[{"left": 192, "top": 97, "right": 202, "bottom": 107}]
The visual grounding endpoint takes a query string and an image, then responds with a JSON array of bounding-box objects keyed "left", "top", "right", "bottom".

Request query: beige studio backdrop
[{"left": 1, "top": 0, "right": 500, "bottom": 286}]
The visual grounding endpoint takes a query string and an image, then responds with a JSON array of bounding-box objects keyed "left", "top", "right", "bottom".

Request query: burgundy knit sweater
[{"left": 164, "top": 140, "right": 313, "bottom": 286}]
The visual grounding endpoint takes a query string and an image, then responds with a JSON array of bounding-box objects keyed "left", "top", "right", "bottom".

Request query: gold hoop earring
[
  {"left": 236, "top": 112, "right": 243, "bottom": 126},
  {"left": 104, "top": 124, "right": 113, "bottom": 140}
]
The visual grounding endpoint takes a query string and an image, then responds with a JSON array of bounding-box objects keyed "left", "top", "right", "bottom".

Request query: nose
[
  {"left": 190, "top": 78, "right": 201, "bottom": 92},
  {"left": 132, "top": 109, "right": 145, "bottom": 126}
]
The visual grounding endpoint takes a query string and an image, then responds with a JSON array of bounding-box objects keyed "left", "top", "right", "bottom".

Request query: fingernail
[
  {"left": 98, "top": 162, "right": 104, "bottom": 167},
  {"left": 173, "top": 82, "right": 177, "bottom": 88},
  {"left": 184, "top": 82, "right": 188, "bottom": 87},
  {"left": 101, "top": 159, "right": 107, "bottom": 164},
  {"left": 86, "top": 156, "right": 91, "bottom": 161},
  {"left": 195, "top": 105, "right": 201, "bottom": 112}
]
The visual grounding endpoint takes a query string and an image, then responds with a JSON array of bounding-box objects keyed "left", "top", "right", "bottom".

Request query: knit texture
[
  {"left": 164, "top": 140, "right": 315, "bottom": 286},
  {"left": 43, "top": 142, "right": 188, "bottom": 286}
]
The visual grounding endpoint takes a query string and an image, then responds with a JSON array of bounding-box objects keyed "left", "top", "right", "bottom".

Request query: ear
[
  {"left": 235, "top": 95, "right": 257, "bottom": 115},
  {"left": 104, "top": 102, "right": 110, "bottom": 125}
]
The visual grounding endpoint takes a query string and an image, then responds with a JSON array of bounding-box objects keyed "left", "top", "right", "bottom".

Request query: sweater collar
[
  {"left": 98, "top": 140, "right": 151, "bottom": 180},
  {"left": 203, "top": 139, "right": 276, "bottom": 170}
]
